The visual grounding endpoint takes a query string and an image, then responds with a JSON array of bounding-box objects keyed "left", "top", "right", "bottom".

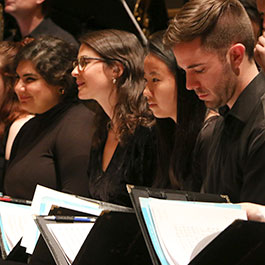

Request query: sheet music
[
  {"left": 21, "top": 185, "right": 102, "bottom": 254},
  {"left": 47, "top": 223, "right": 94, "bottom": 264},
  {"left": 0, "top": 202, "right": 31, "bottom": 257},
  {"left": 140, "top": 198, "right": 248, "bottom": 265}
]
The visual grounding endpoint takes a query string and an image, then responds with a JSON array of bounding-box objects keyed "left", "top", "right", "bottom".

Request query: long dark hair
[
  {"left": 79, "top": 29, "right": 154, "bottom": 145},
  {"left": 149, "top": 31, "right": 206, "bottom": 189},
  {"left": 0, "top": 41, "right": 27, "bottom": 141}
]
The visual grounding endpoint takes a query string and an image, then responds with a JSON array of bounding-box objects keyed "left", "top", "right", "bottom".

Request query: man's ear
[
  {"left": 227, "top": 43, "right": 245, "bottom": 75},
  {"left": 36, "top": 0, "right": 45, "bottom": 5},
  {"left": 112, "top": 62, "right": 124, "bottom": 78}
]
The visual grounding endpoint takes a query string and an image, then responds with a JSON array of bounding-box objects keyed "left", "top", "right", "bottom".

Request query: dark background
[{"left": 0, "top": 0, "right": 187, "bottom": 41}]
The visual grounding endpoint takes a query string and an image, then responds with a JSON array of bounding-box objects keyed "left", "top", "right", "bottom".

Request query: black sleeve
[{"left": 54, "top": 106, "right": 95, "bottom": 197}]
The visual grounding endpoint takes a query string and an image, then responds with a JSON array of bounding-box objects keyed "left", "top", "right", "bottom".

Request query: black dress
[
  {"left": 87, "top": 125, "right": 157, "bottom": 207},
  {"left": 3, "top": 101, "right": 95, "bottom": 200}
]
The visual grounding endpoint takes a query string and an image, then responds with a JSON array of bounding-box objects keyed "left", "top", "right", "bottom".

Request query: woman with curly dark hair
[
  {"left": 3, "top": 35, "right": 95, "bottom": 200},
  {"left": 72, "top": 29, "right": 156, "bottom": 206},
  {"left": 0, "top": 41, "right": 33, "bottom": 191}
]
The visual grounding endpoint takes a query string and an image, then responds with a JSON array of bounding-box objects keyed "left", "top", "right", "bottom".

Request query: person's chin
[
  {"left": 203, "top": 99, "right": 219, "bottom": 109},
  {"left": 78, "top": 92, "right": 90, "bottom": 100},
  {"left": 4, "top": 6, "right": 14, "bottom": 14}
]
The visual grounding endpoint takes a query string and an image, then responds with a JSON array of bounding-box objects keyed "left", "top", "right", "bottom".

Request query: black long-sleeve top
[
  {"left": 87, "top": 125, "right": 157, "bottom": 207},
  {"left": 3, "top": 101, "right": 95, "bottom": 200}
]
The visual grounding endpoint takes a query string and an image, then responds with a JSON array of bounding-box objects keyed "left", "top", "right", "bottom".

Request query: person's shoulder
[
  {"left": 36, "top": 17, "right": 79, "bottom": 47},
  {"left": 65, "top": 102, "right": 95, "bottom": 119},
  {"left": 56, "top": 102, "right": 95, "bottom": 138}
]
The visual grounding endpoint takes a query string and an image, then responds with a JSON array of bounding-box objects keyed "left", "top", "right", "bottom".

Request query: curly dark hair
[
  {"left": 79, "top": 29, "right": 154, "bottom": 144},
  {"left": 0, "top": 41, "right": 27, "bottom": 140},
  {"left": 15, "top": 35, "right": 78, "bottom": 102}
]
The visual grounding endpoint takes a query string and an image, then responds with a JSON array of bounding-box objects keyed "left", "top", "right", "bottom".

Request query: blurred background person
[{"left": 3, "top": 0, "right": 78, "bottom": 47}]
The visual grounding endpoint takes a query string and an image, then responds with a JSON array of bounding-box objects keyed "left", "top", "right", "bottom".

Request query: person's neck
[
  {"left": 227, "top": 61, "right": 259, "bottom": 109},
  {"left": 15, "top": 10, "right": 44, "bottom": 37},
  {"left": 97, "top": 91, "right": 117, "bottom": 121}
]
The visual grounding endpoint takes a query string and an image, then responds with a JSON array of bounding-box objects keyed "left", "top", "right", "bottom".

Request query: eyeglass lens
[{"left": 73, "top": 57, "right": 105, "bottom": 71}]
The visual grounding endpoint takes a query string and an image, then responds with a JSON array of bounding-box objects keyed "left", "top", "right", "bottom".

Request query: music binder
[
  {"left": 127, "top": 184, "right": 230, "bottom": 265},
  {"left": 30, "top": 206, "right": 97, "bottom": 265},
  {"left": 127, "top": 185, "right": 265, "bottom": 265},
  {"left": 0, "top": 200, "right": 31, "bottom": 260},
  {"left": 22, "top": 184, "right": 134, "bottom": 255},
  {"left": 189, "top": 219, "right": 265, "bottom": 265},
  {"left": 72, "top": 211, "right": 152, "bottom": 265},
  {"left": 34, "top": 214, "right": 90, "bottom": 265},
  {"left": 34, "top": 204, "right": 150, "bottom": 265}
]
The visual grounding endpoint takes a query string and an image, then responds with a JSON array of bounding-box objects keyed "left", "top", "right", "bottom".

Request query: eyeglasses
[{"left": 73, "top": 56, "right": 106, "bottom": 71}]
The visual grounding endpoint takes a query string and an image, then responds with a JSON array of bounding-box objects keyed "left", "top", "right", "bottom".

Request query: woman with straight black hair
[{"left": 144, "top": 30, "right": 207, "bottom": 190}]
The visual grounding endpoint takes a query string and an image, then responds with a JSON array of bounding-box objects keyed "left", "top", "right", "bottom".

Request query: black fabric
[
  {"left": 87, "top": 126, "right": 157, "bottom": 207},
  {"left": 0, "top": 127, "right": 10, "bottom": 192},
  {"left": 192, "top": 115, "right": 219, "bottom": 192},
  {"left": 7, "top": 17, "right": 79, "bottom": 48},
  {"left": 3, "top": 101, "right": 95, "bottom": 200},
  {"left": 201, "top": 71, "right": 265, "bottom": 204}
]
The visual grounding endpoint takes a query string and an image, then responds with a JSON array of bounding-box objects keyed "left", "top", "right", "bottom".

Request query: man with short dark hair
[
  {"left": 164, "top": 0, "right": 265, "bottom": 204},
  {"left": 4, "top": 0, "right": 78, "bottom": 47}
]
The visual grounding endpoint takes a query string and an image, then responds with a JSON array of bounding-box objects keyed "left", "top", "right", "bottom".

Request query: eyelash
[
  {"left": 195, "top": 69, "right": 205, "bottom": 74},
  {"left": 25, "top": 77, "right": 36, "bottom": 83}
]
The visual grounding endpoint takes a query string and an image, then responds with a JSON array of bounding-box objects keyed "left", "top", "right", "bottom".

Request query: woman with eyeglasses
[
  {"left": 71, "top": 29, "right": 156, "bottom": 207},
  {"left": 3, "top": 35, "right": 95, "bottom": 201}
]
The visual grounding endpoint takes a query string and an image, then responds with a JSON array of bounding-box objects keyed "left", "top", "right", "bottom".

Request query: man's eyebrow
[{"left": 187, "top": 63, "right": 204, "bottom": 69}]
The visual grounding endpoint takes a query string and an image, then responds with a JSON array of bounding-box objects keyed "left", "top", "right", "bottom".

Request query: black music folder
[
  {"left": 72, "top": 211, "right": 152, "bottom": 265},
  {"left": 127, "top": 185, "right": 265, "bottom": 265},
  {"left": 34, "top": 206, "right": 151, "bottom": 265}
]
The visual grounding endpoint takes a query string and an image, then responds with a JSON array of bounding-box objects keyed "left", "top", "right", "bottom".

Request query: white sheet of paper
[
  {"left": 47, "top": 223, "right": 94, "bottom": 264},
  {"left": 21, "top": 185, "right": 102, "bottom": 254},
  {"left": 141, "top": 198, "right": 247, "bottom": 265},
  {"left": 0, "top": 202, "right": 31, "bottom": 256}
]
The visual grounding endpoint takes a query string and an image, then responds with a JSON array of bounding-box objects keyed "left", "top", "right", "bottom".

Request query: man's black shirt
[{"left": 203, "top": 71, "right": 265, "bottom": 204}]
